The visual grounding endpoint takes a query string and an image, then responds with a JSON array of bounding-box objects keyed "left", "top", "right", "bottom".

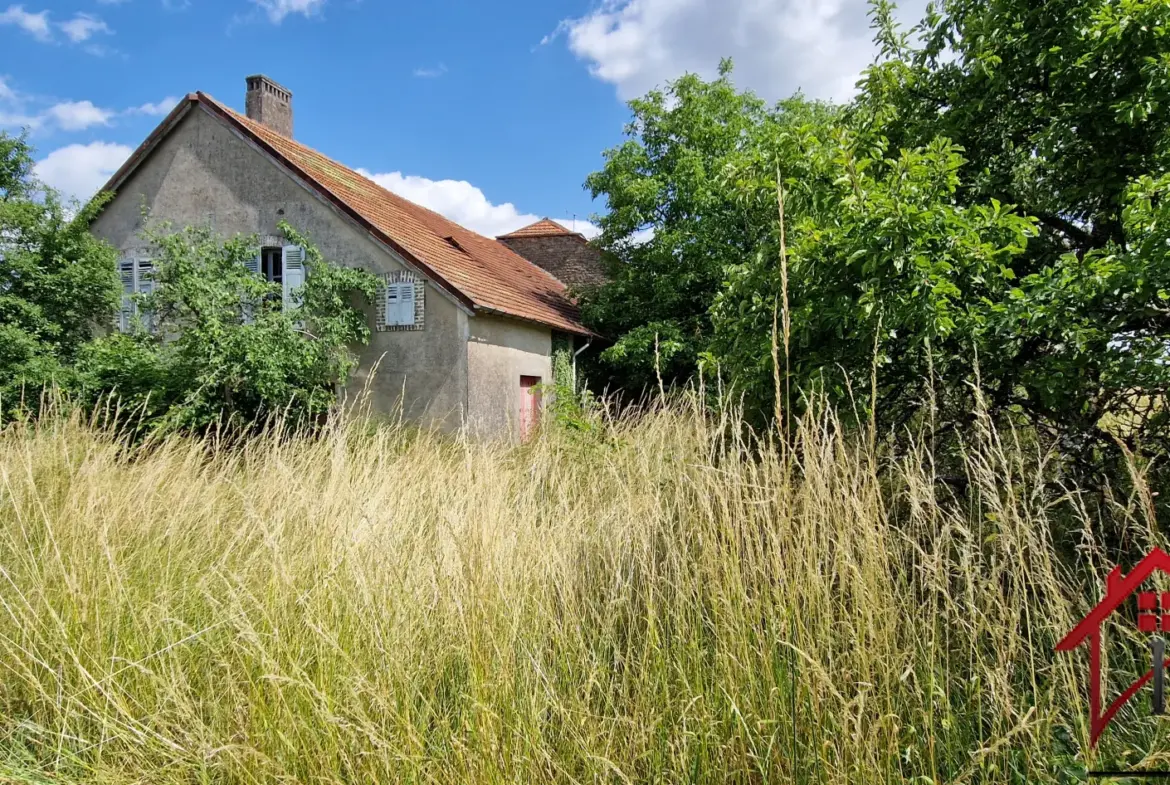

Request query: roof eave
[{"left": 474, "top": 305, "right": 595, "bottom": 337}]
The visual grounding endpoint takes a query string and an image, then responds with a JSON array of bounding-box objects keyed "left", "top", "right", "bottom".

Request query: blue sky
[{"left": 1, "top": 0, "right": 927, "bottom": 238}]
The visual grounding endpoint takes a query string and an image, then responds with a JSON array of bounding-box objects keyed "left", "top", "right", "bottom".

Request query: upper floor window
[
  {"left": 260, "top": 247, "right": 283, "bottom": 285},
  {"left": 376, "top": 272, "right": 424, "bottom": 331},
  {"left": 244, "top": 244, "right": 306, "bottom": 326}
]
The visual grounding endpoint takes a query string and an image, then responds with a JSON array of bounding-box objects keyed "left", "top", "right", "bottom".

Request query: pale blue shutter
[
  {"left": 399, "top": 281, "right": 415, "bottom": 326},
  {"left": 118, "top": 258, "right": 134, "bottom": 332},
  {"left": 282, "top": 245, "right": 306, "bottom": 328},
  {"left": 242, "top": 253, "right": 260, "bottom": 325},
  {"left": 385, "top": 282, "right": 401, "bottom": 325},
  {"left": 137, "top": 258, "right": 155, "bottom": 333}
]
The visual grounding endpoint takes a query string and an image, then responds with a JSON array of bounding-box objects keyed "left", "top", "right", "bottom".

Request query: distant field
[{"left": 0, "top": 401, "right": 1160, "bottom": 783}]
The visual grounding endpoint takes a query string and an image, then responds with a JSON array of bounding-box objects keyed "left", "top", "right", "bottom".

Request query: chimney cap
[{"left": 246, "top": 74, "right": 291, "bottom": 96}]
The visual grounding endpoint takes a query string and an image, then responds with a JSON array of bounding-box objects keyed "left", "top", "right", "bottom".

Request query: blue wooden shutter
[
  {"left": 118, "top": 258, "right": 134, "bottom": 332},
  {"left": 282, "top": 245, "right": 306, "bottom": 328}
]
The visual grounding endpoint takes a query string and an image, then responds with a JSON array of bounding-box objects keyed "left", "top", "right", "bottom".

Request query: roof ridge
[{"left": 498, "top": 217, "right": 583, "bottom": 239}]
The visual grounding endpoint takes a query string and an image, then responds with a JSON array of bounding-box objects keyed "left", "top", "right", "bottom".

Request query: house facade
[{"left": 91, "top": 75, "right": 596, "bottom": 440}]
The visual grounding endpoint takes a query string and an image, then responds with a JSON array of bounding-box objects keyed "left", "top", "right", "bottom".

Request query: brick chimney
[{"left": 245, "top": 75, "right": 292, "bottom": 137}]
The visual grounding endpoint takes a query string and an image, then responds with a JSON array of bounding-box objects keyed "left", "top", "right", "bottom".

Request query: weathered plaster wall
[
  {"left": 466, "top": 315, "right": 552, "bottom": 440},
  {"left": 90, "top": 106, "right": 469, "bottom": 430}
]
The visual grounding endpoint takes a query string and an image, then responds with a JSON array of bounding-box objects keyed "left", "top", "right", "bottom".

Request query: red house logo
[{"left": 1056, "top": 548, "right": 1170, "bottom": 746}]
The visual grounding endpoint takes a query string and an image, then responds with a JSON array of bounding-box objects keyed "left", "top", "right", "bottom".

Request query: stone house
[{"left": 91, "top": 75, "right": 606, "bottom": 440}]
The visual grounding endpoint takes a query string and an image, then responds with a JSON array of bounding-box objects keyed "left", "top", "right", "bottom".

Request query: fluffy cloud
[
  {"left": 357, "top": 169, "right": 599, "bottom": 239},
  {"left": 0, "top": 110, "right": 40, "bottom": 129},
  {"left": 34, "top": 141, "right": 132, "bottom": 202},
  {"left": 413, "top": 64, "right": 448, "bottom": 79},
  {"left": 129, "top": 96, "right": 179, "bottom": 116},
  {"left": 0, "top": 6, "right": 113, "bottom": 46},
  {"left": 549, "top": 0, "right": 929, "bottom": 101},
  {"left": 0, "top": 80, "right": 168, "bottom": 133},
  {"left": 253, "top": 0, "right": 325, "bottom": 23},
  {"left": 0, "top": 4, "right": 50, "bottom": 41},
  {"left": 59, "top": 12, "right": 110, "bottom": 43},
  {"left": 44, "top": 100, "right": 113, "bottom": 131}
]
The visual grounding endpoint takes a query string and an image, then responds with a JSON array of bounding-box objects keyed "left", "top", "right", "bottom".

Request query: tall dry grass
[{"left": 0, "top": 397, "right": 1164, "bottom": 783}]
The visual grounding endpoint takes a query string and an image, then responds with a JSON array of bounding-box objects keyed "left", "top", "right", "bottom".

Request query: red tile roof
[
  {"left": 102, "top": 93, "right": 590, "bottom": 335},
  {"left": 498, "top": 218, "right": 583, "bottom": 239}
]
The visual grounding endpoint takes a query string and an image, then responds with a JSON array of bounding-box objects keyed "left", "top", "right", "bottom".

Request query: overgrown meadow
[{"left": 0, "top": 396, "right": 1166, "bottom": 784}]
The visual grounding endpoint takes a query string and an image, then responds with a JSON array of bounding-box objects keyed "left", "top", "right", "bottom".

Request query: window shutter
[
  {"left": 137, "top": 258, "right": 155, "bottom": 333},
  {"left": 282, "top": 245, "right": 306, "bottom": 328},
  {"left": 377, "top": 274, "right": 423, "bottom": 331},
  {"left": 384, "top": 282, "right": 400, "bottom": 325},
  {"left": 136, "top": 259, "right": 154, "bottom": 295},
  {"left": 282, "top": 246, "right": 305, "bottom": 310},
  {"left": 399, "top": 281, "right": 415, "bottom": 325},
  {"left": 118, "top": 258, "right": 134, "bottom": 332},
  {"left": 241, "top": 254, "right": 260, "bottom": 324}
]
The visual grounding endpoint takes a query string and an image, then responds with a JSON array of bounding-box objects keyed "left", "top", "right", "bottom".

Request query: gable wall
[{"left": 90, "top": 107, "right": 469, "bottom": 430}]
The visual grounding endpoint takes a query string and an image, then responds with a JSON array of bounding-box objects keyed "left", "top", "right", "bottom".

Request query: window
[
  {"left": 385, "top": 282, "right": 415, "bottom": 326},
  {"left": 260, "top": 247, "right": 283, "bottom": 284},
  {"left": 245, "top": 245, "right": 304, "bottom": 322},
  {"left": 377, "top": 274, "right": 424, "bottom": 331},
  {"left": 118, "top": 255, "right": 155, "bottom": 333}
]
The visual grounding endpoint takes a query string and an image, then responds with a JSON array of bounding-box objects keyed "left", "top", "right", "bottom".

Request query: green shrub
[{"left": 77, "top": 222, "right": 378, "bottom": 433}]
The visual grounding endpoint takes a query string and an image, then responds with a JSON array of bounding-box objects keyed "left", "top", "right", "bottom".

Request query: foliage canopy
[
  {"left": 582, "top": 0, "right": 1170, "bottom": 465},
  {"left": 78, "top": 222, "right": 379, "bottom": 432},
  {"left": 0, "top": 132, "right": 119, "bottom": 414}
]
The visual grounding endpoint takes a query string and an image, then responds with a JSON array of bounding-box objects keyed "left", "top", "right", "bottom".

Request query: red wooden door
[{"left": 520, "top": 376, "right": 542, "bottom": 440}]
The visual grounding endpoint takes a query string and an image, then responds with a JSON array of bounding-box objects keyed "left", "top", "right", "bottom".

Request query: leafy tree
[
  {"left": 714, "top": 129, "right": 1036, "bottom": 434},
  {"left": 578, "top": 62, "right": 838, "bottom": 393},
  {"left": 0, "top": 132, "right": 119, "bottom": 414},
  {"left": 78, "top": 222, "right": 379, "bottom": 432},
  {"left": 852, "top": 0, "right": 1170, "bottom": 455},
  {"left": 587, "top": 0, "right": 1170, "bottom": 468}
]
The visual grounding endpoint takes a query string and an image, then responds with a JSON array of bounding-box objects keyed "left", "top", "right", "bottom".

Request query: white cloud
[
  {"left": 0, "top": 7, "right": 115, "bottom": 47},
  {"left": 0, "top": 110, "right": 41, "bottom": 129},
  {"left": 44, "top": 100, "right": 114, "bottom": 131},
  {"left": 34, "top": 141, "right": 132, "bottom": 202},
  {"left": 0, "top": 87, "right": 169, "bottom": 133},
  {"left": 0, "top": 4, "right": 51, "bottom": 41},
  {"left": 549, "top": 0, "right": 929, "bottom": 102},
  {"left": 0, "top": 76, "right": 39, "bottom": 129},
  {"left": 128, "top": 96, "right": 179, "bottom": 116},
  {"left": 413, "top": 63, "right": 448, "bottom": 79},
  {"left": 252, "top": 0, "right": 325, "bottom": 23},
  {"left": 357, "top": 168, "right": 599, "bottom": 240},
  {"left": 59, "top": 12, "right": 109, "bottom": 42},
  {"left": 557, "top": 219, "right": 602, "bottom": 239}
]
